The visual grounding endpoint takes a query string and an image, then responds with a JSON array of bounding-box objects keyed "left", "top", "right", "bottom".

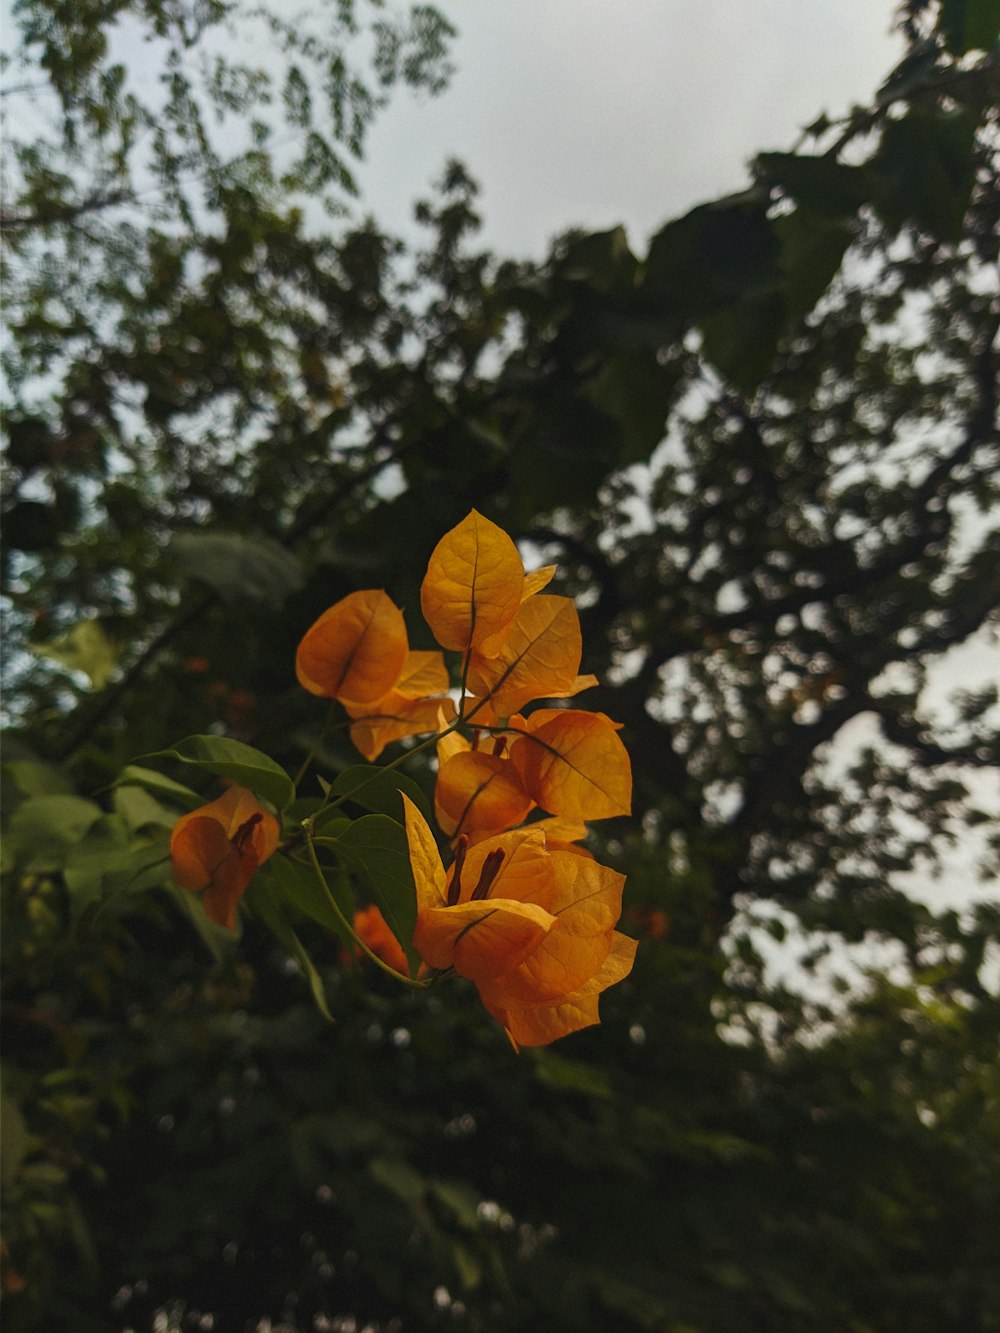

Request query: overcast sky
[{"left": 356, "top": 1, "right": 905, "bottom": 258}]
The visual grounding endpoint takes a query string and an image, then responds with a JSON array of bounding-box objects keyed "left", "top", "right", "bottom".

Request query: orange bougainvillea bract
[
  {"left": 292, "top": 507, "right": 636, "bottom": 1045},
  {"left": 420, "top": 509, "right": 524, "bottom": 653},
  {"left": 170, "top": 784, "right": 279, "bottom": 928},
  {"left": 296, "top": 589, "right": 408, "bottom": 705},
  {"left": 404, "top": 796, "right": 636, "bottom": 1047},
  {"left": 351, "top": 904, "right": 411, "bottom": 975}
]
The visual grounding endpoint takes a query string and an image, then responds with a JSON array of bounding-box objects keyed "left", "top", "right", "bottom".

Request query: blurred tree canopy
[{"left": 2, "top": 0, "right": 999, "bottom": 1329}]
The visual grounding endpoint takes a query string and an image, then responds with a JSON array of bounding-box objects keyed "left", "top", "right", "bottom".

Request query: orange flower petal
[
  {"left": 536, "top": 851, "right": 626, "bottom": 933},
  {"left": 549, "top": 673, "right": 599, "bottom": 699},
  {"left": 414, "top": 899, "right": 556, "bottom": 979},
  {"left": 170, "top": 815, "right": 235, "bottom": 892},
  {"left": 392, "top": 650, "right": 451, "bottom": 699},
  {"left": 450, "top": 827, "right": 552, "bottom": 905},
  {"left": 348, "top": 696, "right": 457, "bottom": 761},
  {"left": 481, "top": 929, "right": 615, "bottom": 1004},
  {"left": 434, "top": 751, "right": 533, "bottom": 838},
  {"left": 401, "top": 792, "right": 447, "bottom": 912},
  {"left": 420, "top": 510, "right": 524, "bottom": 653},
  {"left": 476, "top": 856, "right": 624, "bottom": 1003},
  {"left": 437, "top": 728, "right": 471, "bottom": 767},
  {"left": 467, "top": 595, "right": 582, "bottom": 718},
  {"left": 475, "top": 564, "right": 557, "bottom": 657},
  {"left": 296, "top": 589, "right": 408, "bottom": 704},
  {"left": 509, "top": 709, "right": 632, "bottom": 820},
  {"left": 482, "top": 932, "right": 638, "bottom": 1047},
  {"left": 522, "top": 565, "right": 557, "bottom": 599},
  {"left": 461, "top": 695, "right": 505, "bottom": 729},
  {"left": 530, "top": 816, "right": 588, "bottom": 844},
  {"left": 170, "top": 785, "right": 279, "bottom": 928},
  {"left": 352, "top": 904, "right": 410, "bottom": 975}
]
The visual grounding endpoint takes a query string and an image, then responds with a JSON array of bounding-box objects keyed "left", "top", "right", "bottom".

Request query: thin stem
[
  {"left": 302, "top": 822, "right": 429, "bottom": 989},
  {"left": 314, "top": 714, "right": 463, "bottom": 816},
  {"left": 293, "top": 702, "right": 346, "bottom": 790}
]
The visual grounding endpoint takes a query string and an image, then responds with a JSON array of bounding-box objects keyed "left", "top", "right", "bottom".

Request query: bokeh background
[{"left": 2, "top": 1, "right": 999, "bottom": 1329}]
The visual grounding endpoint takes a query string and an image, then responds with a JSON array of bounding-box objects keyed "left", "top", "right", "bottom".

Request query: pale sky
[{"left": 356, "top": 1, "right": 904, "bottom": 257}]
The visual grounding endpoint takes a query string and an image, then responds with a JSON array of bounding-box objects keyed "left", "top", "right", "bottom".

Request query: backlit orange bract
[
  {"left": 466, "top": 594, "right": 583, "bottom": 719},
  {"left": 170, "top": 785, "right": 280, "bottom": 929},
  {"left": 420, "top": 509, "right": 524, "bottom": 653},
  {"left": 434, "top": 749, "right": 534, "bottom": 839},
  {"left": 508, "top": 708, "right": 632, "bottom": 821},
  {"left": 402, "top": 795, "right": 636, "bottom": 1047},
  {"left": 296, "top": 589, "right": 408, "bottom": 705},
  {"left": 351, "top": 904, "right": 410, "bottom": 975},
  {"left": 344, "top": 649, "right": 456, "bottom": 760}
]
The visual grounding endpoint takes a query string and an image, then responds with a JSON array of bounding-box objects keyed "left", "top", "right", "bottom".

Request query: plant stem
[
  {"left": 302, "top": 822, "right": 429, "bottom": 989},
  {"left": 293, "top": 702, "right": 346, "bottom": 790}
]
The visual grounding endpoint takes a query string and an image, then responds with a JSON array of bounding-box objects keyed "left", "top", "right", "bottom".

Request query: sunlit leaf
[
  {"left": 434, "top": 751, "right": 533, "bottom": 838},
  {"left": 467, "top": 595, "right": 582, "bottom": 717},
  {"left": 296, "top": 589, "right": 408, "bottom": 705},
  {"left": 509, "top": 709, "right": 632, "bottom": 820},
  {"left": 414, "top": 898, "right": 556, "bottom": 979},
  {"left": 401, "top": 793, "right": 447, "bottom": 913},
  {"left": 420, "top": 509, "right": 524, "bottom": 652},
  {"left": 32, "top": 619, "right": 118, "bottom": 689}
]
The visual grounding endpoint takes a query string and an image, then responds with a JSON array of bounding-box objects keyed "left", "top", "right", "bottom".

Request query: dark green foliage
[{"left": 2, "top": 1, "right": 999, "bottom": 1329}]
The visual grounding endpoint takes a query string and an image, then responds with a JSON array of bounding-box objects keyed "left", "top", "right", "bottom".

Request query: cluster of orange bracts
[{"left": 171, "top": 510, "right": 635, "bottom": 1047}]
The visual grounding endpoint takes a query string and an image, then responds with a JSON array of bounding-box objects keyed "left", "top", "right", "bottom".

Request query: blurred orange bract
[
  {"left": 170, "top": 785, "right": 279, "bottom": 929},
  {"left": 350, "top": 905, "right": 411, "bottom": 975}
]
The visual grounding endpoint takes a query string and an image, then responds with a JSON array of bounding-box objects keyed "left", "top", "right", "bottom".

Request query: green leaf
[
  {"left": 644, "top": 191, "right": 780, "bottom": 319},
  {"left": 172, "top": 530, "right": 305, "bottom": 607},
  {"left": 326, "top": 814, "right": 419, "bottom": 972},
  {"left": 63, "top": 819, "right": 173, "bottom": 918},
  {"left": 168, "top": 881, "right": 242, "bottom": 962},
  {"left": 32, "top": 619, "right": 118, "bottom": 689},
  {"left": 4, "top": 795, "right": 103, "bottom": 873},
  {"left": 774, "top": 207, "right": 853, "bottom": 324},
  {"left": 582, "top": 350, "right": 681, "bottom": 464},
  {"left": 2, "top": 758, "right": 73, "bottom": 800},
  {"left": 534, "top": 1052, "right": 613, "bottom": 1099},
  {"left": 756, "top": 152, "right": 869, "bottom": 217},
  {"left": 699, "top": 290, "right": 787, "bottom": 393},
  {"left": 329, "top": 765, "right": 432, "bottom": 822},
  {"left": 873, "top": 108, "right": 978, "bottom": 243},
  {"left": 112, "top": 785, "right": 177, "bottom": 830},
  {"left": 265, "top": 852, "right": 356, "bottom": 951},
  {"left": 244, "top": 876, "right": 333, "bottom": 1020},
  {"left": 939, "top": 0, "right": 1000, "bottom": 52},
  {"left": 113, "top": 764, "right": 202, "bottom": 810},
  {"left": 556, "top": 225, "right": 639, "bottom": 295},
  {"left": 370, "top": 1155, "right": 426, "bottom": 1206},
  {"left": 63, "top": 814, "right": 130, "bottom": 914},
  {"left": 144, "top": 735, "right": 294, "bottom": 810}
]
